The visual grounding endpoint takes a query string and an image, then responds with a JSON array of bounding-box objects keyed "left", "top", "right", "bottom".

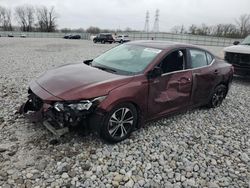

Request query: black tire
[
  {"left": 93, "top": 39, "right": 97, "bottom": 43},
  {"left": 208, "top": 85, "right": 227, "bottom": 108},
  {"left": 101, "top": 40, "right": 105, "bottom": 44},
  {"left": 120, "top": 40, "right": 123, "bottom": 44},
  {"left": 101, "top": 103, "right": 138, "bottom": 143}
]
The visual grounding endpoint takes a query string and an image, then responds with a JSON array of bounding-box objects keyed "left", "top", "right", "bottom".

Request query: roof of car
[{"left": 128, "top": 40, "right": 205, "bottom": 50}]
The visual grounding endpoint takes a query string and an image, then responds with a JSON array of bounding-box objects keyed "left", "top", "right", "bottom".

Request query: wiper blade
[{"left": 93, "top": 65, "right": 117, "bottom": 73}]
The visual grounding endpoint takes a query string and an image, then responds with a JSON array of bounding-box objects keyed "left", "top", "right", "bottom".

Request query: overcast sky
[{"left": 1, "top": 0, "right": 250, "bottom": 31}]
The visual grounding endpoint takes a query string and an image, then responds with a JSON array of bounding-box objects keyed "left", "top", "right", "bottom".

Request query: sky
[{"left": 1, "top": 0, "right": 250, "bottom": 31}]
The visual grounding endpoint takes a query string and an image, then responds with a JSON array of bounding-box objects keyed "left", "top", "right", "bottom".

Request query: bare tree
[
  {"left": 86, "top": 26, "right": 101, "bottom": 34},
  {"left": 171, "top": 25, "right": 185, "bottom": 34},
  {"left": 235, "top": 14, "right": 250, "bottom": 37},
  {"left": 188, "top": 24, "right": 197, "bottom": 35},
  {"left": 0, "top": 6, "right": 12, "bottom": 31},
  {"left": 15, "top": 5, "right": 35, "bottom": 31},
  {"left": 36, "top": 6, "right": 57, "bottom": 32}
]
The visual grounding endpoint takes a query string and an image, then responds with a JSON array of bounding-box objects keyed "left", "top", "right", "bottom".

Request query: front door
[{"left": 148, "top": 49, "right": 192, "bottom": 119}]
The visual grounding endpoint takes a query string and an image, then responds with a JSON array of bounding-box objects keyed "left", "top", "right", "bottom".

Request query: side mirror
[
  {"left": 147, "top": 67, "right": 162, "bottom": 79},
  {"left": 83, "top": 59, "right": 93, "bottom": 65},
  {"left": 233, "top": 41, "right": 240, "bottom": 45}
]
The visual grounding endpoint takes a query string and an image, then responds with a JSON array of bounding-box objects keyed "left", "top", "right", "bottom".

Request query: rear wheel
[
  {"left": 101, "top": 40, "right": 105, "bottom": 44},
  {"left": 208, "top": 85, "right": 227, "bottom": 108},
  {"left": 101, "top": 103, "right": 137, "bottom": 143}
]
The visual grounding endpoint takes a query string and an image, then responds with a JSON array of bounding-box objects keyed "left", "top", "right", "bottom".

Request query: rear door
[
  {"left": 148, "top": 49, "right": 193, "bottom": 118},
  {"left": 187, "top": 48, "right": 217, "bottom": 106}
]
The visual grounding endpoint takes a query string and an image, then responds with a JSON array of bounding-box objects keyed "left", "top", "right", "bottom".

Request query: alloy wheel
[{"left": 108, "top": 107, "right": 134, "bottom": 139}]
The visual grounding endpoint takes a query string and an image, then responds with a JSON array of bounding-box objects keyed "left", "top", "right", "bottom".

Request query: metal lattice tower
[
  {"left": 152, "top": 9, "right": 159, "bottom": 32},
  {"left": 144, "top": 10, "right": 150, "bottom": 32}
]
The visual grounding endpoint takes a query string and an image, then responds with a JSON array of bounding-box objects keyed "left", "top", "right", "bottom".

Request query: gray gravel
[{"left": 0, "top": 38, "right": 249, "bottom": 188}]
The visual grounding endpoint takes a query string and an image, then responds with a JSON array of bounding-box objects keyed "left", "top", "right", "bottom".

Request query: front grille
[{"left": 225, "top": 52, "right": 250, "bottom": 67}]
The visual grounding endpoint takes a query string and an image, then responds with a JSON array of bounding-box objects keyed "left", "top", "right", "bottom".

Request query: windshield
[
  {"left": 92, "top": 44, "right": 162, "bottom": 75},
  {"left": 241, "top": 35, "right": 250, "bottom": 45}
]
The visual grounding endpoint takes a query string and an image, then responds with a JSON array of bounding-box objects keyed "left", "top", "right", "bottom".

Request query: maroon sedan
[{"left": 20, "top": 41, "right": 234, "bottom": 142}]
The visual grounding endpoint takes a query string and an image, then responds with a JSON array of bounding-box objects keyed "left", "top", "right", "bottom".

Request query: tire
[
  {"left": 101, "top": 40, "right": 105, "bottom": 44},
  {"left": 93, "top": 39, "right": 97, "bottom": 43},
  {"left": 120, "top": 40, "right": 123, "bottom": 44},
  {"left": 101, "top": 103, "right": 138, "bottom": 143},
  {"left": 207, "top": 85, "right": 227, "bottom": 108}
]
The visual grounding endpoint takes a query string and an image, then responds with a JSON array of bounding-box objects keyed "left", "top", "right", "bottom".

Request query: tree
[
  {"left": 0, "top": 6, "right": 12, "bottom": 31},
  {"left": 15, "top": 5, "right": 35, "bottom": 31},
  {"left": 235, "top": 14, "right": 250, "bottom": 37},
  {"left": 86, "top": 26, "right": 100, "bottom": 34},
  {"left": 188, "top": 24, "right": 197, "bottom": 35},
  {"left": 36, "top": 6, "right": 57, "bottom": 32},
  {"left": 171, "top": 25, "right": 185, "bottom": 34}
]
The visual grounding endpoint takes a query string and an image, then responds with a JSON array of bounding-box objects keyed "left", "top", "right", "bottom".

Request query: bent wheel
[
  {"left": 208, "top": 85, "right": 227, "bottom": 108},
  {"left": 101, "top": 103, "right": 137, "bottom": 143}
]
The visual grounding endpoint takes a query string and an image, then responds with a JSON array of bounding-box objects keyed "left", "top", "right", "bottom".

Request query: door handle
[{"left": 214, "top": 70, "right": 218, "bottom": 74}]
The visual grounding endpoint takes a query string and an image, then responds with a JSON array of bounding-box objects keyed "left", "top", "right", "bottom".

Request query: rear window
[{"left": 190, "top": 49, "right": 208, "bottom": 68}]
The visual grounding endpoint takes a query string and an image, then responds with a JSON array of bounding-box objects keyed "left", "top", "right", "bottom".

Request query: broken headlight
[{"left": 54, "top": 96, "right": 107, "bottom": 112}]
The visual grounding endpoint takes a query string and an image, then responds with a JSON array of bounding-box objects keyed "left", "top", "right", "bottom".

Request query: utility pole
[
  {"left": 152, "top": 9, "right": 159, "bottom": 33},
  {"left": 144, "top": 10, "right": 150, "bottom": 32}
]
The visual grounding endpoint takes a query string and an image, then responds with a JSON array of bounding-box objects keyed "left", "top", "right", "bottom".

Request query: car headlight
[
  {"left": 54, "top": 96, "right": 107, "bottom": 112},
  {"left": 68, "top": 100, "right": 92, "bottom": 111}
]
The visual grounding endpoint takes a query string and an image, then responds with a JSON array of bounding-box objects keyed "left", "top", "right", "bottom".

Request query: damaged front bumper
[{"left": 19, "top": 90, "right": 106, "bottom": 137}]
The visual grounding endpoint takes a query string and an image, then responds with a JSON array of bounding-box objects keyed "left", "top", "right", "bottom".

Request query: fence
[
  {"left": 118, "top": 32, "right": 241, "bottom": 47},
  {"left": 0, "top": 31, "right": 90, "bottom": 40},
  {"left": 0, "top": 31, "right": 241, "bottom": 47}
]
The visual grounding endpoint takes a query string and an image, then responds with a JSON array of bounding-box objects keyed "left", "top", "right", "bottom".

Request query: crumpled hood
[
  {"left": 224, "top": 45, "right": 250, "bottom": 54},
  {"left": 35, "top": 63, "right": 132, "bottom": 100}
]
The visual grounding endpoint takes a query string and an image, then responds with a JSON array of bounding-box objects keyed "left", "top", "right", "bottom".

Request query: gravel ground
[{"left": 0, "top": 38, "right": 249, "bottom": 188}]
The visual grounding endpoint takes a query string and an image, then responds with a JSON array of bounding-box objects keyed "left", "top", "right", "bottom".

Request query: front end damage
[{"left": 19, "top": 88, "right": 106, "bottom": 137}]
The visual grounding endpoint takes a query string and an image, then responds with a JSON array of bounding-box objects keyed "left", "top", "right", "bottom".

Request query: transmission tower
[
  {"left": 152, "top": 9, "right": 159, "bottom": 32},
  {"left": 144, "top": 10, "right": 150, "bottom": 32}
]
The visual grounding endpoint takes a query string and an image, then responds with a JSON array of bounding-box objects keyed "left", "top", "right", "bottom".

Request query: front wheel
[
  {"left": 208, "top": 85, "right": 227, "bottom": 108},
  {"left": 101, "top": 103, "right": 138, "bottom": 143}
]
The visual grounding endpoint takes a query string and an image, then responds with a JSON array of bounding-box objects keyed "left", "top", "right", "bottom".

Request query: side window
[
  {"left": 206, "top": 52, "right": 214, "bottom": 65},
  {"left": 160, "top": 50, "right": 185, "bottom": 74},
  {"left": 190, "top": 49, "right": 207, "bottom": 68}
]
